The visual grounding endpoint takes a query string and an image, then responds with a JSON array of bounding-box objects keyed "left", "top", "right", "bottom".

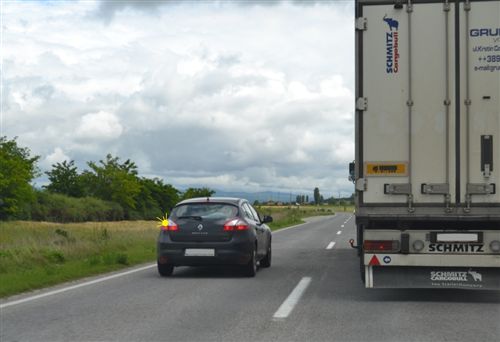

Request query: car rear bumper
[{"left": 157, "top": 240, "right": 254, "bottom": 266}]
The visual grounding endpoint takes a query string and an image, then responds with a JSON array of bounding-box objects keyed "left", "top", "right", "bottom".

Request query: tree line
[
  {"left": 0, "top": 136, "right": 214, "bottom": 222},
  {"left": 297, "top": 187, "right": 353, "bottom": 206}
]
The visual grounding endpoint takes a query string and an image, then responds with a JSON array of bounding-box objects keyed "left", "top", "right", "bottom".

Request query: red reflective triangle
[{"left": 369, "top": 255, "right": 380, "bottom": 266}]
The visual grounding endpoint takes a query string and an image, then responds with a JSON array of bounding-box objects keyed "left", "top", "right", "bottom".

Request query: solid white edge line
[
  {"left": 273, "top": 222, "right": 308, "bottom": 233},
  {"left": 326, "top": 241, "right": 336, "bottom": 250},
  {"left": 273, "top": 277, "right": 312, "bottom": 320},
  {"left": 0, "top": 264, "right": 156, "bottom": 309},
  {"left": 1, "top": 215, "right": 339, "bottom": 309}
]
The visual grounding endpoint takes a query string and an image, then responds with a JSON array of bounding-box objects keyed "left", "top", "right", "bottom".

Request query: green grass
[
  {"left": 0, "top": 221, "right": 158, "bottom": 298},
  {"left": 0, "top": 205, "right": 354, "bottom": 298},
  {"left": 257, "top": 204, "right": 353, "bottom": 231}
]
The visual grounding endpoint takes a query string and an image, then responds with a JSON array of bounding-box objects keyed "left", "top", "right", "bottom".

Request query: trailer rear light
[
  {"left": 363, "top": 240, "right": 400, "bottom": 252},
  {"left": 223, "top": 218, "right": 249, "bottom": 231},
  {"left": 490, "top": 240, "right": 500, "bottom": 253},
  {"left": 161, "top": 221, "right": 178, "bottom": 231}
]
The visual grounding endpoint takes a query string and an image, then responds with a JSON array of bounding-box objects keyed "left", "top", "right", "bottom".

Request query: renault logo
[{"left": 197, "top": 224, "right": 204, "bottom": 231}]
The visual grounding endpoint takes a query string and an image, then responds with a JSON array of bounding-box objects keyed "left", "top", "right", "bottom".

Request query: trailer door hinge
[
  {"left": 421, "top": 183, "right": 449, "bottom": 195},
  {"left": 467, "top": 183, "right": 496, "bottom": 195},
  {"left": 355, "top": 17, "right": 367, "bottom": 31},
  {"left": 443, "top": 1, "right": 451, "bottom": 12},
  {"left": 464, "top": 0, "right": 471, "bottom": 11},
  {"left": 384, "top": 183, "right": 411, "bottom": 195},
  {"left": 356, "top": 97, "right": 367, "bottom": 111},
  {"left": 356, "top": 178, "right": 367, "bottom": 192}
]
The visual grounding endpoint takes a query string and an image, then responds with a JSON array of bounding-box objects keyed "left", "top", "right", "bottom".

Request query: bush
[{"left": 31, "top": 191, "right": 124, "bottom": 222}]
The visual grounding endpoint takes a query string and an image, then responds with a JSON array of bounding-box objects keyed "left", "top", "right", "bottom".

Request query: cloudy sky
[{"left": 1, "top": 0, "right": 354, "bottom": 198}]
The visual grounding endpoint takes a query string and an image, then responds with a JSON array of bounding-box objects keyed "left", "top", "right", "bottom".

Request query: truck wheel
[
  {"left": 356, "top": 225, "right": 363, "bottom": 257},
  {"left": 360, "top": 251, "right": 365, "bottom": 284}
]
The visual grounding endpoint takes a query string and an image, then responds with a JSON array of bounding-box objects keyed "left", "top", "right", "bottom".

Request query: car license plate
[{"left": 184, "top": 248, "right": 215, "bottom": 257}]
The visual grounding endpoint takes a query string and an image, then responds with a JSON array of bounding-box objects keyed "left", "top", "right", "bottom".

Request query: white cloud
[
  {"left": 4, "top": 0, "right": 355, "bottom": 197},
  {"left": 76, "top": 111, "right": 123, "bottom": 140},
  {"left": 43, "top": 147, "right": 70, "bottom": 168}
]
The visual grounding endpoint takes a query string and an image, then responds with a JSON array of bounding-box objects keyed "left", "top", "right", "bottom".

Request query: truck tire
[
  {"left": 356, "top": 224, "right": 363, "bottom": 257},
  {"left": 357, "top": 224, "right": 365, "bottom": 283},
  {"left": 360, "top": 250, "right": 365, "bottom": 284}
]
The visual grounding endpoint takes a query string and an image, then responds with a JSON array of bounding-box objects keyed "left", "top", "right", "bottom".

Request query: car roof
[{"left": 176, "top": 197, "right": 245, "bottom": 206}]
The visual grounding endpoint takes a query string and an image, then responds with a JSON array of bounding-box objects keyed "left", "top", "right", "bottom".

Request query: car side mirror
[{"left": 262, "top": 215, "right": 273, "bottom": 223}]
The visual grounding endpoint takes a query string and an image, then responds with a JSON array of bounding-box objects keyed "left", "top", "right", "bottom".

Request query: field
[
  {"left": 0, "top": 205, "right": 353, "bottom": 298},
  {"left": 0, "top": 221, "right": 158, "bottom": 298},
  {"left": 257, "top": 204, "right": 352, "bottom": 230}
]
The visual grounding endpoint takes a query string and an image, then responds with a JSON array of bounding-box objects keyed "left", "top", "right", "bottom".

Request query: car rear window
[{"left": 171, "top": 203, "right": 239, "bottom": 220}]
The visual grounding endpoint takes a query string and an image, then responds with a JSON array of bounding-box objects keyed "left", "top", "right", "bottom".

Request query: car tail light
[
  {"left": 363, "top": 240, "right": 400, "bottom": 252},
  {"left": 223, "top": 218, "right": 249, "bottom": 231},
  {"left": 161, "top": 220, "right": 179, "bottom": 231}
]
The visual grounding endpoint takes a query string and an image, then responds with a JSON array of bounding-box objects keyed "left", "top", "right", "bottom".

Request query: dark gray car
[{"left": 157, "top": 197, "right": 272, "bottom": 277}]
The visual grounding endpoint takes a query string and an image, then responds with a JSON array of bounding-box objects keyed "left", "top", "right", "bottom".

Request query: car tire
[
  {"left": 244, "top": 246, "right": 257, "bottom": 277},
  {"left": 158, "top": 261, "right": 174, "bottom": 277},
  {"left": 260, "top": 239, "right": 271, "bottom": 268}
]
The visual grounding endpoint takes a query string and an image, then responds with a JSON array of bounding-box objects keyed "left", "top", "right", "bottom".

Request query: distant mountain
[{"left": 214, "top": 190, "right": 309, "bottom": 204}]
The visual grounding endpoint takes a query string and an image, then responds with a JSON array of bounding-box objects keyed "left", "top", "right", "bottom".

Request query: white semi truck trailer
[{"left": 353, "top": 0, "right": 500, "bottom": 289}]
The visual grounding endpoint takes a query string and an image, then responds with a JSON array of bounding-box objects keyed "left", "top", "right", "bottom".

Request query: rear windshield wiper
[{"left": 177, "top": 215, "right": 203, "bottom": 221}]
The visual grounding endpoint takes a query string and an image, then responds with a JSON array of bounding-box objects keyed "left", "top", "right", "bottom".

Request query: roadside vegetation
[
  {"left": 0, "top": 205, "right": 354, "bottom": 298},
  {"left": 1, "top": 137, "right": 354, "bottom": 297},
  {"left": 0, "top": 136, "right": 213, "bottom": 222},
  {"left": 0, "top": 220, "right": 158, "bottom": 298},
  {"left": 257, "top": 204, "right": 353, "bottom": 230}
]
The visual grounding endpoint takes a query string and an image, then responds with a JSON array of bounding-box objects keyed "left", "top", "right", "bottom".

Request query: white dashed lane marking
[
  {"left": 326, "top": 241, "right": 336, "bottom": 250},
  {"left": 273, "top": 277, "right": 312, "bottom": 320}
]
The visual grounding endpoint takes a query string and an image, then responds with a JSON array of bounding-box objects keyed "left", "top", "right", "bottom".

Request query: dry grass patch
[{"left": 0, "top": 221, "right": 158, "bottom": 298}]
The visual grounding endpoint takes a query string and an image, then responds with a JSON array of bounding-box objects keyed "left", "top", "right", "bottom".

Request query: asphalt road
[{"left": 1, "top": 212, "right": 499, "bottom": 342}]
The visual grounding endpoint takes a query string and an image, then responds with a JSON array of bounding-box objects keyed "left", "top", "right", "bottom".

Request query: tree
[
  {"left": 45, "top": 160, "right": 83, "bottom": 197},
  {"left": 181, "top": 187, "right": 215, "bottom": 200},
  {"left": 313, "top": 187, "right": 320, "bottom": 205},
  {"left": 83, "top": 154, "right": 142, "bottom": 215},
  {"left": 0, "top": 136, "right": 39, "bottom": 219},
  {"left": 136, "top": 177, "right": 180, "bottom": 218}
]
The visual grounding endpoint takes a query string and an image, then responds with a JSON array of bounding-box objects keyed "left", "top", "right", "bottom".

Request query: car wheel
[
  {"left": 157, "top": 260, "right": 174, "bottom": 277},
  {"left": 244, "top": 246, "right": 257, "bottom": 277},
  {"left": 260, "top": 239, "right": 271, "bottom": 268}
]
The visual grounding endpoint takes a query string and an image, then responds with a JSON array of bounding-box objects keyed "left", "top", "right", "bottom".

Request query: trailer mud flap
[{"left": 366, "top": 266, "right": 500, "bottom": 290}]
